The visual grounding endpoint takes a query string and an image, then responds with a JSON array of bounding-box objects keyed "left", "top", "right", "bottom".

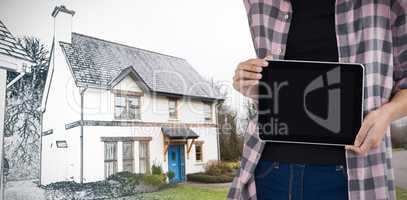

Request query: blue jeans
[{"left": 255, "top": 160, "right": 348, "bottom": 200}]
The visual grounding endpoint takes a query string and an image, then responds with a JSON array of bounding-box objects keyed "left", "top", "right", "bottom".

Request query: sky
[{"left": 0, "top": 0, "right": 255, "bottom": 115}]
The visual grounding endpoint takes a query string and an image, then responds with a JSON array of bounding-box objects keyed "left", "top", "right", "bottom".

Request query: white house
[
  {"left": 40, "top": 6, "right": 224, "bottom": 185},
  {"left": 0, "top": 20, "right": 33, "bottom": 199}
]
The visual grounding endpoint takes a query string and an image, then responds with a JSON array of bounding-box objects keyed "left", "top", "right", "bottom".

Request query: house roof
[
  {"left": 60, "top": 33, "right": 223, "bottom": 100},
  {"left": 161, "top": 127, "right": 199, "bottom": 139},
  {"left": 0, "top": 20, "right": 31, "bottom": 62}
]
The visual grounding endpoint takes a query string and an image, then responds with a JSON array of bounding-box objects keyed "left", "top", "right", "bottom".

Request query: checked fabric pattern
[{"left": 227, "top": 0, "right": 407, "bottom": 199}]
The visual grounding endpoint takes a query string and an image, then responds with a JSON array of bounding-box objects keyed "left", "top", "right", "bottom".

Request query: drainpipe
[
  {"left": 79, "top": 86, "right": 87, "bottom": 184},
  {"left": 216, "top": 101, "right": 221, "bottom": 161},
  {"left": 0, "top": 69, "right": 7, "bottom": 200},
  {"left": 38, "top": 107, "right": 44, "bottom": 186}
]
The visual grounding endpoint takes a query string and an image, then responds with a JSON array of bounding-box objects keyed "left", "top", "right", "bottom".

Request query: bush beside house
[
  {"left": 391, "top": 118, "right": 407, "bottom": 149},
  {"left": 187, "top": 161, "right": 238, "bottom": 183},
  {"left": 43, "top": 171, "right": 167, "bottom": 200}
]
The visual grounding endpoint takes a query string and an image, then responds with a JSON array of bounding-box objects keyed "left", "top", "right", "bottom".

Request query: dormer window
[
  {"left": 203, "top": 102, "right": 213, "bottom": 122},
  {"left": 114, "top": 91, "right": 141, "bottom": 120},
  {"left": 168, "top": 98, "right": 178, "bottom": 120}
]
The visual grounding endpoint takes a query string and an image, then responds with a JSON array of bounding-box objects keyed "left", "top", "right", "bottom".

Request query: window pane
[
  {"left": 139, "top": 142, "right": 149, "bottom": 174},
  {"left": 204, "top": 103, "right": 212, "bottom": 121},
  {"left": 128, "top": 97, "right": 140, "bottom": 120},
  {"left": 140, "top": 143, "right": 148, "bottom": 158},
  {"left": 105, "top": 142, "right": 117, "bottom": 178},
  {"left": 123, "top": 142, "right": 133, "bottom": 160},
  {"left": 115, "top": 107, "right": 125, "bottom": 118},
  {"left": 139, "top": 159, "right": 146, "bottom": 174},
  {"left": 171, "top": 151, "right": 176, "bottom": 161},
  {"left": 123, "top": 160, "right": 133, "bottom": 172},
  {"left": 105, "top": 161, "right": 117, "bottom": 178},
  {"left": 195, "top": 144, "right": 202, "bottom": 161},
  {"left": 169, "top": 100, "right": 176, "bottom": 108},
  {"left": 105, "top": 142, "right": 117, "bottom": 160},
  {"left": 122, "top": 142, "right": 134, "bottom": 172},
  {"left": 169, "top": 99, "right": 177, "bottom": 119},
  {"left": 115, "top": 96, "right": 126, "bottom": 106}
]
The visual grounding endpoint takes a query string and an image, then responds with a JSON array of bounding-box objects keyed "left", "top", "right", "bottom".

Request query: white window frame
[
  {"left": 114, "top": 92, "right": 141, "bottom": 120},
  {"left": 104, "top": 142, "right": 118, "bottom": 178},
  {"left": 195, "top": 142, "right": 203, "bottom": 162},
  {"left": 168, "top": 98, "right": 178, "bottom": 120},
  {"left": 122, "top": 141, "right": 134, "bottom": 173},
  {"left": 139, "top": 141, "right": 150, "bottom": 174},
  {"left": 203, "top": 102, "right": 213, "bottom": 122}
]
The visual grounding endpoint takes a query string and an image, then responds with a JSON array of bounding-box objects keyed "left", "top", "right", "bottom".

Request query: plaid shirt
[{"left": 228, "top": 0, "right": 407, "bottom": 199}]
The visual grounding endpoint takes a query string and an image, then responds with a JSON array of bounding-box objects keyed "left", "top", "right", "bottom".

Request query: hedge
[
  {"left": 187, "top": 172, "right": 234, "bottom": 183},
  {"left": 43, "top": 172, "right": 167, "bottom": 200}
]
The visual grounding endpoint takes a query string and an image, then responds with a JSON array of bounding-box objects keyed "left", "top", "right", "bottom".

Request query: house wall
[
  {"left": 41, "top": 125, "right": 218, "bottom": 184},
  {"left": 41, "top": 45, "right": 220, "bottom": 185},
  {"left": 41, "top": 127, "right": 79, "bottom": 185},
  {"left": 82, "top": 126, "right": 218, "bottom": 183},
  {"left": 82, "top": 75, "right": 217, "bottom": 124},
  {"left": 41, "top": 43, "right": 81, "bottom": 185}
]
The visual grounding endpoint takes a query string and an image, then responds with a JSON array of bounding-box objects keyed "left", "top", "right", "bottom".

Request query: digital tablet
[{"left": 258, "top": 59, "right": 364, "bottom": 146}]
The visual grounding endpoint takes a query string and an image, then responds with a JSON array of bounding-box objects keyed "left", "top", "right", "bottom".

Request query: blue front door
[{"left": 168, "top": 145, "right": 185, "bottom": 183}]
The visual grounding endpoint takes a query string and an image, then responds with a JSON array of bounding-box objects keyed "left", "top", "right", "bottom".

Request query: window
[
  {"left": 168, "top": 98, "right": 178, "bottom": 119},
  {"left": 195, "top": 143, "right": 203, "bottom": 162},
  {"left": 139, "top": 141, "right": 150, "bottom": 174},
  {"left": 104, "top": 142, "right": 118, "bottom": 178},
  {"left": 122, "top": 142, "right": 134, "bottom": 172},
  {"left": 203, "top": 102, "right": 213, "bottom": 122},
  {"left": 114, "top": 94, "right": 141, "bottom": 120}
]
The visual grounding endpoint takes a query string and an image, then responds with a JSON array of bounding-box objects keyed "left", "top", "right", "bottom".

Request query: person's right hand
[{"left": 232, "top": 58, "right": 269, "bottom": 100}]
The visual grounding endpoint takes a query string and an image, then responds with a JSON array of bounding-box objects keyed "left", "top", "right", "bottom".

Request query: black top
[{"left": 260, "top": 0, "right": 346, "bottom": 165}]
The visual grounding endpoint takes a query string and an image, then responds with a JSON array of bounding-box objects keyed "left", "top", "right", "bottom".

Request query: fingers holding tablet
[
  {"left": 345, "top": 108, "right": 391, "bottom": 155},
  {"left": 233, "top": 58, "right": 269, "bottom": 99}
]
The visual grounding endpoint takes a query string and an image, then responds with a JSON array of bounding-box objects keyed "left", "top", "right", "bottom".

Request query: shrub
[
  {"left": 44, "top": 181, "right": 82, "bottom": 191},
  {"left": 204, "top": 161, "right": 234, "bottom": 176},
  {"left": 151, "top": 163, "right": 163, "bottom": 175},
  {"left": 167, "top": 171, "right": 175, "bottom": 182},
  {"left": 108, "top": 171, "right": 135, "bottom": 183},
  {"left": 142, "top": 175, "right": 166, "bottom": 187},
  {"left": 187, "top": 172, "right": 234, "bottom": 183},
  {"left": 391, "top": 122, "right": 407, "bottom": 148},
  {"left": 225, "top": 162, "right": 240, "bottom": 170},
  {"left": 44, "top": 172, "right": 166, "bottom": 199}
]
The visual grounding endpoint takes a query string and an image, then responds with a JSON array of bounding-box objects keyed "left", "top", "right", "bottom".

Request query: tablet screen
[{"left": 258, "top": 60, "right": 364, "bottom": 145}]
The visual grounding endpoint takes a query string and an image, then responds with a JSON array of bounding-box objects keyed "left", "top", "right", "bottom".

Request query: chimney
[{"left": 52, "top": 5, "right": 75, "bottom": 44}]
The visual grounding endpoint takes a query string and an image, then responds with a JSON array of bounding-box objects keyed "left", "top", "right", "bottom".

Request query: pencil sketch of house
[{"left": 40, "top": 5, "right": 224, "bottom": 185}]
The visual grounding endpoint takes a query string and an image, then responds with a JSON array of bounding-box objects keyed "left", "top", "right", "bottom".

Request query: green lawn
[
  {"left": 120, "top": 185, "right": 407, "bottom": 200},
  {"left": 398, "top": 187, "right": 407, "bottom": 200},
  {"left": 141, "top": 184, "right": 228, "bottom": 200}
]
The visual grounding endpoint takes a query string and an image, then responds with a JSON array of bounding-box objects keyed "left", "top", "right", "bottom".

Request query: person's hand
[
  {"left": 345, "top": 105, "right": 394, "bottom": 155},
  {"left": 232, "top": 58, "right": 268, "bottom": 100}
]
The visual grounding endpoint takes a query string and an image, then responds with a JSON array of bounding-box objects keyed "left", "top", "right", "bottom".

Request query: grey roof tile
[
  {"left": 161, "top": 127, "right": 199, "bottom": 139},
  {"left": 61, "top": 33, "right": 222, "bottom": 100},
  {"left": 0, "top": 20, "right": 31, "bottom": 62}
]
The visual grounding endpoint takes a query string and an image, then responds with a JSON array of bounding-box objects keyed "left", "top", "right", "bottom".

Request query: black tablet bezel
[{"left": 258, "top": 59, "right": 365, "bottom": 146}]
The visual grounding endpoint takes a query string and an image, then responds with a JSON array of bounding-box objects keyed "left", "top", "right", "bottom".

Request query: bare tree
[{"left": 4, "top": 37, "right": 49, "bottom": 180}]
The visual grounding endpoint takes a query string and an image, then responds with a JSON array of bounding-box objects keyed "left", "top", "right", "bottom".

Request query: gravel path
[{"left": 5, "top": 180, "right": 45, "bottom": 200}]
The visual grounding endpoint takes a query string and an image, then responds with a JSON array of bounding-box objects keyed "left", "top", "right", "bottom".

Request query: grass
[
  {"left": 398, "top": 187, "right": 407, "bottom": 200},
  {"left": 393, "top": 148, "right": 405, "bottom": 152},
  {"left": 118, "top": 184, "right": 407, "bottom": 200},
  {"left": 118, "top": 184, "right": 228, "bottom": 200}
]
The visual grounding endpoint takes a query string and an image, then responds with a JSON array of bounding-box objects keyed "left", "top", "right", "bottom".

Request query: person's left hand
[{"left": 345, "top": 105, "right": 393, "bottom": 155}]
